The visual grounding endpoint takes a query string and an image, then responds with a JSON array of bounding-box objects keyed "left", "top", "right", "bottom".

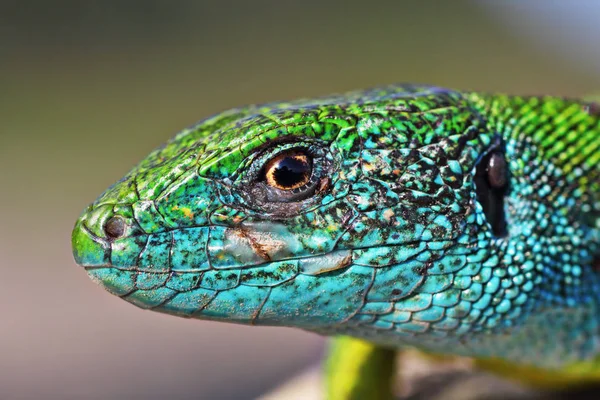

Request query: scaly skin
[{"left": 72, "top": 84, "right": 600, "bottom": 396}]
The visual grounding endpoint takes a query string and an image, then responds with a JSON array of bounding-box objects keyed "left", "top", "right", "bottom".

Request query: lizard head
[{"left": 73, "top": 85, "right": 600, "bottom": 367}]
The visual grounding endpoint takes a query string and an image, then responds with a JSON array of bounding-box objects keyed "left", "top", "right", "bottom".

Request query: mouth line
[{"left": 79, "top": 237, "right": 459, "bottom": 274}]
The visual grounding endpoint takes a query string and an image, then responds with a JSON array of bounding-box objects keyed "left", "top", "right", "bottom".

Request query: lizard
[{"left": 72, "top": 84, "right": 600, "bottom": 399}]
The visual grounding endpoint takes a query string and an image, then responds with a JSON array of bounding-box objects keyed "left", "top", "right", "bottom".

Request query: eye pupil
[
  {"left": 265, "top": 151, "right": 312, "bottom": 190},
  {"left": 273, "top": 157, "right": 309, "bottom": 188},
  {"left": 104, "top": 216, "right": 125, "bottom": 239}
]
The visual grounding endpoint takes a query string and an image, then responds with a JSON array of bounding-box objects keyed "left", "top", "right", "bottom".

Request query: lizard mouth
[
  {"left": 74, "top": 202, "right": 451, "bottom": 278},
  {"left": 73, "top": 197, "right": 448, "bottom": 326},
  {"left": 82, "top": 248, "right": 353, "bottom": 275},
  {"left": 72, "top": 193, "right": 362, "bottom": 274}
]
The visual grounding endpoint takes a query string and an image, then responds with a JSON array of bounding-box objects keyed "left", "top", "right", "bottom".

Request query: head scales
[{"left": 73, "top": 85, "right": 600, "bottom": 369}]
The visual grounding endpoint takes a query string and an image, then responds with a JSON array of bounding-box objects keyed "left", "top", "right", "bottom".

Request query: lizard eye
[
  {"left": 256, "top": 148, "right": 324, "bottom": 203},
  {"left": 263, "top": 151, "right": 312, "bottom": 191},
  {"left": 475, "top": 148, "right": 509, "bottom": 237},
  {"left": 242, "top": 142, "right": 332, "bottom": 209}
]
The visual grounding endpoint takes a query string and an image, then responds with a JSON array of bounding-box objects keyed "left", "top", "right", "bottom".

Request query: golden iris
[{"left": 264, "top": 151, "right": 312, "bottom": 190}]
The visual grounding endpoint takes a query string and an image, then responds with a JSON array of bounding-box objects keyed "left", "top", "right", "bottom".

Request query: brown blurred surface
[{"left": 1, "top": 1, "right": 599, "bottom": 399}]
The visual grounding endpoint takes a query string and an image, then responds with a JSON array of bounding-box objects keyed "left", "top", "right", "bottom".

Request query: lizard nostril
[{"left": 104, "top": 216, "right": 126, "bottom": 239}]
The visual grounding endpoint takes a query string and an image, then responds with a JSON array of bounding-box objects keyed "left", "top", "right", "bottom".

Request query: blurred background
[{"left": 1, "top": 1, "right": 599, "bottom": 399}]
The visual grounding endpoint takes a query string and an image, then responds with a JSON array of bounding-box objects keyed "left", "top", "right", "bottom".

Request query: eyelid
[
  {"left": 234, "top": 139, "right": 333, "bottom": 213},
  {"left": 248, "top": 142, "right": 330, "bottom": 203},
  {"left": 260, "top": 164, "right": 323, "bottom": 202}
]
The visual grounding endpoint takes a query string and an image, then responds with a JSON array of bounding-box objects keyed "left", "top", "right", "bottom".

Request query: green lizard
[{"left": 72, "top": 84, "right": 600, "bottom": 399}]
